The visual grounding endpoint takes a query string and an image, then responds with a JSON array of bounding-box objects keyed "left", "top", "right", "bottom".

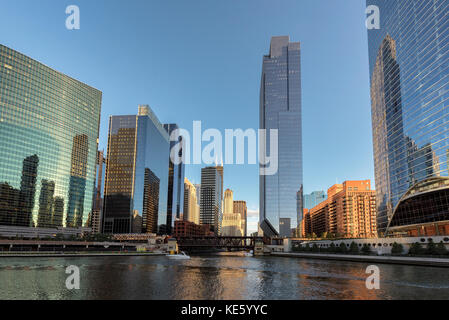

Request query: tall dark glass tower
[
  {"left": 368, "top": 0, "right": 449, "bottom": 235},
  {"left": 259, "top": 36, "right": 303, "bottom": 237},
  {"left": 200, "top": 166, "right": 223, "bottom": 235},
  {"left": 163, "top": 124, "right": 185, "bottom": 235},
  {"left": 0, "top": 45, "right": 102, "bottom": 230},
  {"left": 103, "top": 106, "right": 169, "bottom": 234}
]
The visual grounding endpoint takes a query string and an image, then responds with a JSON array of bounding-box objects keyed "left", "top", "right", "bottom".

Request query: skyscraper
[
  {"left": 90, "top": 150, "right": 106, "bottom": 233},
  {"left": 304, "top": 191, "right": 327, "bottom": 210},
  {"left": 368, "top": 0, "right": 449, "bottom": 236},
  {"left": 222, "top": 188, "right": 241, "bottom": 236},
  {"left": 164, "top": 124, "right": 185, "bottom": 235},
  {"left": 305, "top": 180, "right": 377, "bottom": 238},
  {"left": 223, "top": 189, "right": 234, "bottom": 215},
  {"left": 259, "top": 36, "right": 303, "bottom": 237},
  {"left": 0, "top": 45, "right": 102, "bottom": 230},
  {"left": 233, "top": 200, "right": 247, "bottom": 237},
  {"left": 200, "top": 166, "right": 223, "bottom": 235},
  {"left": 183, "top": 178, "right": 200, "bottom": 225},
  {"left": 66, "top": 134, "right": 89, "bottom": 228},
  {"left": 102, "top": 106, "right": 169, "bottom": 234}
]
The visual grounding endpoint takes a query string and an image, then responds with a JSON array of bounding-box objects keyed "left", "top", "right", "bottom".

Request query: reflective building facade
[
  {"left": 102, "top": 106, "right": 169, "bottom": 234},
  {"left": 0, "top": 45, "right": 102, "bottom": 229},
  {"left": 368, "top": 0, "right": 449, "bottom": 235},
  {"left": 200, "top": 166, "right": 223, "bottom": 235},
  {"left": 259, "top": 36, "right": 303, "bottom": 237},
  {"left": 163, "top": 123, "right": 185, "bottom": 235},
  {"left": 304, "top": 191, "right": 327, "bottom": 210}
]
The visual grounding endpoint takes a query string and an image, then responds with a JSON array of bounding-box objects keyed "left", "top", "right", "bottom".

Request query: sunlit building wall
[
  {"left": 183, "top": 178, "right": 199, "bottom": 225},
  {"left": 307, "top": 180, "right": 377, "bottom": 238},
  {"left": 0, "top": 45, "right": 102, "bottom": 229}
]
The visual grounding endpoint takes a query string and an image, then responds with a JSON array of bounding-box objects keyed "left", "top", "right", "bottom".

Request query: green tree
[
  {"left": 328, "top": 242, "right": 336, "bottom": 253},
  {"left": 426, "top": 239, "right": 437, "bottom": 255},
  {"left": 304, "top": 243, "right": 311, "bottom": 252},
  {"left": 312, "top": 243, "right": 319, "bottom": 253},
  {"left": 349, "top": 241, "right": 359, "bottom": 254},
  {"left": 337, "top": 242, "right": 347, "bottom": 254},
  {"left": 391, "top": 242, "right": 404, "bottom": 255},
  {"left": 361, "top": 243, "right": 371, "bottom": 255},
  {"left": 436, "top": 241, "right": 448, "bottom": 256},
  {"left": 408, "top": 242, "right": 423, "bottom": 255}
]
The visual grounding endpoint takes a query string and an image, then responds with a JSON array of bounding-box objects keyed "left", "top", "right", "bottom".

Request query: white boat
[
  {"left": 167, "top": 251, "right": 190, "bottom": 259},
  {"left": 244, "top": 250, "right": 254, "bottom": 257}
]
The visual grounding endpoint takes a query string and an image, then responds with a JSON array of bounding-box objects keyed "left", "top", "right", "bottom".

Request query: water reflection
[{"left": 0, "top": 256, "right": 448, "bottom": 300}]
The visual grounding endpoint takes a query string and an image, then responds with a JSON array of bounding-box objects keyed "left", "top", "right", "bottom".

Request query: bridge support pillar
[{"left": 254, "top": 241, "right": 264, "bottom": 256}]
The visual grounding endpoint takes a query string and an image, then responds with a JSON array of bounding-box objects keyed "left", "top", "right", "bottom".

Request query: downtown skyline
[
  {"left": 1, "top": 0, "right": 449, "bottom": 306},
  {"left": 0, "top": 0, "right": 374, "bottom": 234}
]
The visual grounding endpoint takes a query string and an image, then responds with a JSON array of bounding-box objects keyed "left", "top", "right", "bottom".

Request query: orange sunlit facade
[{"left": 303, "top": 180, "right": 377, "bottom": 238}]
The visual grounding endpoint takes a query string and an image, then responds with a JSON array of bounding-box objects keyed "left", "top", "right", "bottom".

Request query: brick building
[{"left": 304, "top": 180, "right": 377, "bottom": 238}]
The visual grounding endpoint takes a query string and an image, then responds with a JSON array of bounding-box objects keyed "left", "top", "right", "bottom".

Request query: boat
[
  {"left": 244, "top": 250, "right": 254, "bottom": 257},
  {"left": 167, "top": 251, "right": 191, "bottom": 259}
]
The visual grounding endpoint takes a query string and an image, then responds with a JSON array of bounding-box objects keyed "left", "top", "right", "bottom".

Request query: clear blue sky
[{"left": 1, "top": 0, "right": 374, "bottom": 233}]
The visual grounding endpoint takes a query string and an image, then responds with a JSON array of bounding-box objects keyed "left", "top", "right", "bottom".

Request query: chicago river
[{"left": 1, "top": 254, "right": 448, "bottom": 300}]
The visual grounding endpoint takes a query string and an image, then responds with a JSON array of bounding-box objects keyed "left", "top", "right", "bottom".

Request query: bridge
[{"left": 176, "top": 236, "right": 266, "bottom": 250}]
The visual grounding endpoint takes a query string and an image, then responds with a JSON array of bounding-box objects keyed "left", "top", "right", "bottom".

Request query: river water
[{"left": 0, "top": 253, "right": 448, "bottom": 300}]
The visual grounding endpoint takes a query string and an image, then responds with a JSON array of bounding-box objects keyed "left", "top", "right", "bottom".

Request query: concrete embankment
[
  {"left": 271, "top": 252, "right": 449, "bottom": 267},
  {"left": 0, "top": 252, "right": 166, "bottom": 258}
]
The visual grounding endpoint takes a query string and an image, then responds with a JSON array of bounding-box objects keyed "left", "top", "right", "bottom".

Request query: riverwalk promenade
[{"left": 272, "top": 252, "right": 449, "bottom": 267}]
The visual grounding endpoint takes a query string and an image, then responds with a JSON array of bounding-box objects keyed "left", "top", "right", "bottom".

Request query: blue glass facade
[
  {"left": 304, "top": 191, "right": 327, "bottom": 210},
  {"left": 259, "top": 36, "right": 303, "bottom": 237},
  {"left": 103, "top": 106, "right": 169, "bottom": 234},
  {"left": 0, "top": 45, "right": 101, "bottom": 229},
  {"left": 368, "top": 0, "right": 449, "bottom": 233}
]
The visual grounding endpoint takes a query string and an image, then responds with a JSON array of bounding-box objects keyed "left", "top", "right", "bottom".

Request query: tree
[
  {"left": 312, "top": 243, "right": 319, "bottom": 253},
  {"left": 337, "top": 242, "right": 347, "bottom": 254},
  {"left": 391, "top": 242, "right": 403, "bottom": 255},
  {"left": 361, "top": 243, "right": 371, "bottom": 255},
  {"left": 426, "top": 239, "right": 437, "bottom": 255},
  {"left": 304, "top": 243, "right": 311, "bottom": 252},
  {"left": 436, "top": 241, "right": 448, "bottom": 256},
  {"left": 408, "top": 242, "right": 423, "bottom": 255},
  {"left": 329, "top": 242, "right": 336, "bottom": 253},
  {"left": 349, "top": 241, "right": 359, "bottom": 254}
]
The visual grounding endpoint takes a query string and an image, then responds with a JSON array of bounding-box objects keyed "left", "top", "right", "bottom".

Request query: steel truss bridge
[{"left": 176, "top": 236, "right": 267, "bottom": 250}]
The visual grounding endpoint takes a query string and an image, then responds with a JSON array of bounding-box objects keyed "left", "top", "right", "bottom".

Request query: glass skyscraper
[
  {"left": 304, "top": 191, "right": 327, "bottom": 210},
  {"left": 259, "top": 36, "right": 303, "bottom": 237},
  {"left": 163, "top": 123, "right": 185, "bottom": 235},
  {"left": 102, "top": 105, "right": 169, "bottom": 234},
  {"left": 0, "top": 45, "right": 102, "bottom": 229},
  {"left": 368, "top": 0, "right": 449, "bottom": 235},
  {"left": 200, "top": 166, "right": 223, "bottom": 235}
]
